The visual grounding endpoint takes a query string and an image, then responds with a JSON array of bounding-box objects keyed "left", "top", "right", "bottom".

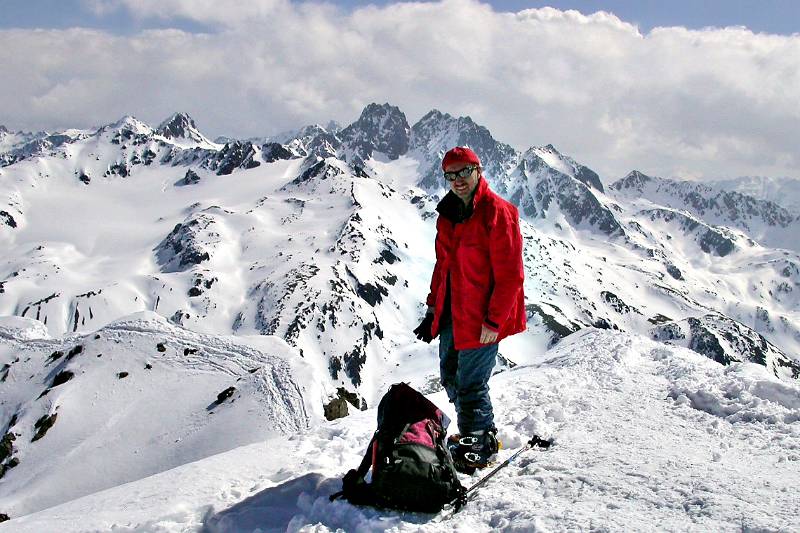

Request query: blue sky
[{"left": 2, "top": 0, "right": 799, "bottom": 35}]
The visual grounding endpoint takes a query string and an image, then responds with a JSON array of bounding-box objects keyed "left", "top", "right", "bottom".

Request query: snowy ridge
[
  {"left": 526, "top": 144, "right": 604, "bottom": 192},
  {"left": 3, "top": 330, "right": 798, "bottom": 531},
  {"left": 0, "top": 312, "right": 320, "bottom": 517},
  {"left": 610, "top": 171, "right": 800, "bottom": 252},
  {"left": 0, "top": 127, "right": 92, "bottom": 168},
  {"left": 708, "top": 175, "right": 800, "bottom": 215}
]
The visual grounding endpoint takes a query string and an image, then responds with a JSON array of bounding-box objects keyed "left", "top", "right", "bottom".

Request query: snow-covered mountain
[
  {"left": 409, "top": 109, "right": 518, "bottom": 192},
  {"left": 2, "top": 105, "right": 798, "bottom": 385},
  {"left": 0, "top": 126, "right": 92, "bottom": 168},
  {"left": 1, "top": 103, "right": 799, "bottom": 525},
  {"left": 708, "top": 175, "right": 800, "bottom": 214},
  {"left": 610, "top": 171, "right": 800, "bottom": 251},
  {"left": 156, "top": 112, "right": 217, "bottom": 149}
]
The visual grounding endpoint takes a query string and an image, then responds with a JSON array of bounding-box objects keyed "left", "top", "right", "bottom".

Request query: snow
[
  {"left": 0, "top": 316, "right": 50, "bottom": 341},
  {"left": 0, "top": 312, "right": 322, "bottom": 518},
  {"left": 528, "top": 146, "right": 575, "bottom": 178},
  {"left": 1, "top": 329, "right": 797, "bottom": 531}
]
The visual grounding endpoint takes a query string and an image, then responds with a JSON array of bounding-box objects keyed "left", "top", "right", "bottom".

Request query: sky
[
  {"left": 1, "top": 0, "right": 799, "bottom": 180},
  {"left": 4, "top": 0, "right": 800, "bottom": 35}
]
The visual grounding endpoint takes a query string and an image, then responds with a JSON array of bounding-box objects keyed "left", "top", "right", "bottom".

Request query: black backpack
[{"left": 330, "top": 382, "right": 464, "bottom": 513}]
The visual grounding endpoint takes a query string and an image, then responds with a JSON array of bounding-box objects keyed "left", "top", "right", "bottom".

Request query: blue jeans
[{"left": 438, "top": 323, "right": 498, "bottom": 435}]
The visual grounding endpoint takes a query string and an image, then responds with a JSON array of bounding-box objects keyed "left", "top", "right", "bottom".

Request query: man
[{"left": 414, "top": 146, "right": 526, "bottom": 472}]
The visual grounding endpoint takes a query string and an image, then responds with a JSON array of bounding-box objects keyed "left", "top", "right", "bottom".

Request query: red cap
[{"left": 441, "top": 146, "right": 481, "bottom": 170}]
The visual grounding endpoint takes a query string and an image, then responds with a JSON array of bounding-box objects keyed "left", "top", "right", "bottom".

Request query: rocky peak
[
  {"left": 609, "top": 170, "right": 655, "bottom": 192},
  {"left": 294, "top": 124, "right": 331, "bottom": 142},
  {"left": 295, "top": 124, "right": 339, "bottom": 149},
  {"left": 94, "top": 116, "right": 156, "bottom": 152},
  {"left": 0, "top": 125, "right": 8, "bottom": 134},
  {"left": 156, "top": 112, "right": 211, "bottom": 145},
  {"left": 287, "top": 125, "right": 342, "bottom": 160},
  {"left": 505, "top": 149, "right": 623, "bottom": 236},
  {"left": 413, "top": 109, "right": 446, "bottom": 129},
  {"left": 324, "top": 120, "right": 342, "bottom": 135},
  {"left": 157, "top": 113, "right": 195, "bottom": 138},
  {"left": 409, "top": 109, "right": 518, "bottom": 191},
  {"left": 339, "top": 102, "right": 410, "bottom": 162},
  {"left": 107, "top": 115, "right": 153, "bottom": 134},
  {"left": 263, "top": 124, "right": 342, "bottom": 161}
]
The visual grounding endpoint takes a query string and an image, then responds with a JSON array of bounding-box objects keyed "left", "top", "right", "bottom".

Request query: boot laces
[
  {"left": 458, "top": 436, "right": 480, "bottom": 447},
  {"left": 462, "top": 452, "right": 484, "bottom": 464}
]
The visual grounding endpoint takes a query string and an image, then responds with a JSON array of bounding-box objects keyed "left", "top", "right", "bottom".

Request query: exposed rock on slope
[
  {"left": 155, "top": 213, "right": 221, "bottom": 272},
  {"left": 503, "top": 147, "right": 623, "bottom": 236},
  {"left": 650, "top": 314, "right": 800, "bottom": 380},
  {"left": 202, "top": 141, "right": 261, "bottom": 175}
]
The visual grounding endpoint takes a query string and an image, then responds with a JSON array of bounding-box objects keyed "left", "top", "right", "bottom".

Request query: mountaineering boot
[{"left": 447, "top": 428, "right": 501, "bottom": 474}]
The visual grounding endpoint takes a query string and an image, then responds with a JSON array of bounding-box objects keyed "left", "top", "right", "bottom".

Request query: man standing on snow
[{"left": 414, "top": 146, "right": 526, "bottom": 472}]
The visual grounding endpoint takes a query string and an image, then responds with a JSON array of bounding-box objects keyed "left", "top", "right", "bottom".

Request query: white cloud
[{"left": 2, "top": 0, "right": 799, "bottom": 181}]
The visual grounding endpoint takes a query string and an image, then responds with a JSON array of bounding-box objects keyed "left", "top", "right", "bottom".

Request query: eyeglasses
[{"left": 443, "top": 165, "right": 477, "bottom": 182}]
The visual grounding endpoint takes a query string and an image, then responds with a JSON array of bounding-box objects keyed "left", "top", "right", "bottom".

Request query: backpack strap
[
  {"left": 329, "top": 432, "right": 378, "bottom": 504},
  {"left": 356, "top": 430, "right": 379, "bottom": 478}
]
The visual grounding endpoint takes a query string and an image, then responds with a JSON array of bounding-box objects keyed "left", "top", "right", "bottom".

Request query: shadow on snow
[{"left": 201, "top": 472, "right": 436, "bottom": 532}]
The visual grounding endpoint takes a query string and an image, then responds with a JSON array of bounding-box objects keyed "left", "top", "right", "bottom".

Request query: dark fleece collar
[{"left": 436, "top": 177, "right": 488, "bottom": 223}]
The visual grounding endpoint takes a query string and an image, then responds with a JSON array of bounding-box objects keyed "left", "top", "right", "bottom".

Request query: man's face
[{"left": 444, "top": 162, "right": 480, "bottom": 202}]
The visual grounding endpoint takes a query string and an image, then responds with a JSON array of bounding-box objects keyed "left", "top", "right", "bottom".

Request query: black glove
[{"left": 413, "top": 313, "right": 435, "bottom": 343}]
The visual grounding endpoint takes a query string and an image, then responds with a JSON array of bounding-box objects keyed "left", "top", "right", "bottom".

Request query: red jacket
[{"left": 427, "top": 178, "right": 526, "bottom": 349}]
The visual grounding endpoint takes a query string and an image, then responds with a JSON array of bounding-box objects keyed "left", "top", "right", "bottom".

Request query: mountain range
[{"left": 1, "top": 103, "right": 799, "bottom": 521}]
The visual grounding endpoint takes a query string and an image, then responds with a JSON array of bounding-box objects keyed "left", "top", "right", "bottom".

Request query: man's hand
[
  {"left": 480, "top": 324, "right": 498, "bottom": 344},
  {"left": 413, "top": 314, "right": 435, "bottom": 343}
]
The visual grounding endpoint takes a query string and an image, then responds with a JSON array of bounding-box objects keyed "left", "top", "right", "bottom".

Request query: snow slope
[
  {"left": 2, "top": 329, "right": 797, "bottom": 531},
  {"left": 0, "top": 312, "right": 322, "bottom": 517}
]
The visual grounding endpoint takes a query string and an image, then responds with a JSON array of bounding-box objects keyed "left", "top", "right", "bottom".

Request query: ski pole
[{"left": 445, "top": 435, "right": 552, "bottom": 513}]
